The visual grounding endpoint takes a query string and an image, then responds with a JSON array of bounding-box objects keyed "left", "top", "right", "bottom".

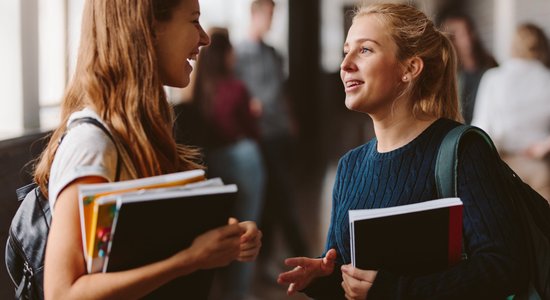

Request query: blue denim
[{"left": 206, "top": 138, "right": 265, "bottom": 300}]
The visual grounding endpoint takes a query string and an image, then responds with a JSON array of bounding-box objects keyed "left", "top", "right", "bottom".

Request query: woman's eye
[
  {"left": 343, "top": 51, "right": 349, "bottom": 57},
  {"left": 360, "top": 47, "right": 372, "bottom": 54}
]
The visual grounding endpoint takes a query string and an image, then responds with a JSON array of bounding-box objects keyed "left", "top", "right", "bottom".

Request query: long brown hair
[
  {"left": 34, "top": 0, "right": 202, "bottom": 195},
  {"left": 354, "top": 3, "right": 462, "bottom": 121}
]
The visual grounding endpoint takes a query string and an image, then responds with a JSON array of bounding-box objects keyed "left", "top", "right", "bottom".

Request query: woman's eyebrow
[{"left": 354, "top": 38, "right": 380, "bottom": 45}]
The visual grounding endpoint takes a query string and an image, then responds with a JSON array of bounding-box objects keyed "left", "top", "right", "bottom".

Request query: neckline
[{"left": 369, "top": 118, "right": 446, "bottom": 160}]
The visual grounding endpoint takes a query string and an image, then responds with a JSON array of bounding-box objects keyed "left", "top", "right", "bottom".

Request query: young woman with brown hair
[{"left": 37, "top": 0, "right": 261, "bottom": 299}]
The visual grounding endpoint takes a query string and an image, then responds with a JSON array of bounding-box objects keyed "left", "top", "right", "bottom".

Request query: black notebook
[
  {"left": 349, "top": 198, "right": 463, "bottom": 275},
  {"left": 100, "top": 182, "right": 237, "bottom": 298}
]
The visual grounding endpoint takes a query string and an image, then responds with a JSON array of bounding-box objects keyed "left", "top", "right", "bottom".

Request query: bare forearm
[{"left": 47, "top": 250, "right": 198, "bottom": 300}]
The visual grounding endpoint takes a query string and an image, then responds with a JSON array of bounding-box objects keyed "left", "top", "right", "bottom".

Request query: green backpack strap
[
  {"left": 435, "top": 125, "right": 497, "bottom": 262},
  {"left": 435, "top": 125, "right": 544, "bottom": 300},
  {"left": 435, "top": 125, "right": 497, "bottom": 199}
]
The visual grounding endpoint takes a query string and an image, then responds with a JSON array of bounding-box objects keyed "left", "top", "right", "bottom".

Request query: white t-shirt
[
  {"left": 48, "top": 108, "right": 133, "bottom": 214},
  {"left": 472, "top": 58, "right": 550, "bottom": 154}
]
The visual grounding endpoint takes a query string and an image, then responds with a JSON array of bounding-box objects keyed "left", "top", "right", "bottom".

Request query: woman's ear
[{"left": 401, "top": 56, "right": 424, "bottom": 82}]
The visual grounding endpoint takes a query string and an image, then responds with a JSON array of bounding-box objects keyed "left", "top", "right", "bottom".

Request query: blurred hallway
[{"left": 3, "top": 0, "right": 550, "bottom": 299}]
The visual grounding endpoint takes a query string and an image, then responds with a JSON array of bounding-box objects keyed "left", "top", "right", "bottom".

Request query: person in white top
[
  {"left": 33, "top": 0, "right": 262, "bottom": 299},
  {"left": 472, "top": 23, "right": 550, "bottom": 202}
]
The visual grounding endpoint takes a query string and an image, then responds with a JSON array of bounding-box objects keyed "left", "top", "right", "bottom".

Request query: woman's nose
[
  {"left": 340, "top": 54, "right": 357, "bottom": 72},
  {"left": 199, "top": 25, "right": 210, "bottom": 47}
]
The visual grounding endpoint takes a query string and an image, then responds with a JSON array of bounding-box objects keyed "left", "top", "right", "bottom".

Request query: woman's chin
[
  {"left": 163, "top": 77, "right": 190, "bottom": 89},
  {"left": 345, "top": 97, "right": 361, "bottom": 111}
]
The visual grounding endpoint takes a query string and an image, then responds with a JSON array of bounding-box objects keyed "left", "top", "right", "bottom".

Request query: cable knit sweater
[{"left": 304, "top": 118, "right": 527, "bottom": 300}]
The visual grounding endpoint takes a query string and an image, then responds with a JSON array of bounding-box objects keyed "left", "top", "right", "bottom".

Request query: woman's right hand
[
  {"left": 277, "top": 248, "right": 338, "bottom": 295},
  {"left": 177, "top": 221, "right": 243, "bottom": 271}
]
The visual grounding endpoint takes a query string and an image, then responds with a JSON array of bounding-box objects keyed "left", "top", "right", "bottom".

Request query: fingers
[
  {"left": 284, "top": 256, "right": 311, "bottom": 268},
  {"left": 281, "top": 266, "right": 312, "bottom": 295},
  {"left": 321, "top": 249, "right": 337, "bottom": 272},
  {"left": 277, "top": 266, "right": 304, "bottom": 284},
  {"left": 239, "top": 238, "right": 261, "bottom": 253},
  {"left": 216, "top": 222, "right": 243, "bottom": 238},
  {"left": 228, "top": 217, "right": 239, "bottom": 225},
  {"left": 277, "top": 266, "right": 305, "bottom": 295},
  {"left": 238, "top": 221, "right": 259, "bottom": 242},
  {"left": 341, "top": 274, "right": 363, "bottom": 300},
  {"left": 215, "top": 233, "right": 242, "bottom": 251},
  {"left": 341, "top": 275, "right": 371, "bottom": 300},
  {"left": 342, "top": 280, "right": 361, "bottom": 300},
  {"left": 341, "top": 265, "right": 377, "bottom": 282},
  {"left": 237, "top": 239, "right": 261, "bottom": 261},
  {"left": 236, "top": 223, "right": 261, "bottom": 262},
  {"left": 287, "top": 282, "right": 299, "bottom": 295},
  {"left": 325, "top": 248, "right": 338, "bottom": 261},
  {"left": 340, "top": 265, "right": 376, "bottom": 300}
]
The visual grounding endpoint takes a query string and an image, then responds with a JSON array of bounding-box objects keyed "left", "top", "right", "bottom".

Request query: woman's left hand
[
  {"left": 341, "top": 264, "right": 378, "bottom": 300},
  {"left": 231, "top": 218, "right": 262, "bottom": 262}
]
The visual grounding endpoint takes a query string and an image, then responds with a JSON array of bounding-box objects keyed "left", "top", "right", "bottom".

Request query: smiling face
[
  {"left": 154, "top": 0, "right": 210, "bottom": 88},
  {"left": 340, "top": 15, "right": 405, "bottom": 115}
]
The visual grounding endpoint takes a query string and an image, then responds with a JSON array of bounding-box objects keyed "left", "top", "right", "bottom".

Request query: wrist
[{"left": 170, "top": 248, "right": 201, "bottom": 277}]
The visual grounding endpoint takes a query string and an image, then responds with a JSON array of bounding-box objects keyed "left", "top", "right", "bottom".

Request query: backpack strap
[
  {"left": 435, "top": 125, "right": 547, "bottom": 299},
  {"left": 61, "top": 117, "right": 122, "bottom": 181},
  {"left": 16, "top": 183, "right": 38, "bottom": 202},
  {"left": 435, "top": 125, "right": 496, "bottom": 199},
  {"left": 434, "top": 124, "right": 497, "bottom": 261},
  {"left": 17, "top": 117, "right": 122, "bottom": 200}
]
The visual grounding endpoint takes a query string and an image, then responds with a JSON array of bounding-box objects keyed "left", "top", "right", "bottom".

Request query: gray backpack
[{"left": 5, "top": 117, "right": 120, "bottom": 299}]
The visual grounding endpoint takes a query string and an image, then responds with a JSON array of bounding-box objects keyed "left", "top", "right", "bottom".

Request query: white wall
[
  {"left": 0, "top": 0, "right": 40, "bottom": 135},
  {"left": 0, "top": 0, "right": 23, "bottom": 135},
  {"left": 39, "top": 0, "right": 66, "bottom": 107},
  {"left": 493, "top": 0, "right": 514, "bottom": 62}
]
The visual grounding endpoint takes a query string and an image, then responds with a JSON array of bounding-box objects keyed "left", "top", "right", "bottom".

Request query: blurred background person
[
  {"left": 441, "top": 13, "right": 498, "bottom": 124},
  {"left": 193, "top": 28, "right": 266, "bottom": 300},
  {"left": 234, "top": 0, "right": 310, "bottom": 280},
  {"left": 472, "top": 23, "right": 550, "bottom": 202}
]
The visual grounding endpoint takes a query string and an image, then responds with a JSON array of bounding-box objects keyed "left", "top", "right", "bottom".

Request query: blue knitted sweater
[{"left": 304, "top": 118, "right": 528, "bottom": 299}]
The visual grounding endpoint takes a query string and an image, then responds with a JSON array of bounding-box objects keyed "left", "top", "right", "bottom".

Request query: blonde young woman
[
  {"left": 36, "top": 0, "right": 261, "bottom": 299},
  {"left": 278, "top": 3, "right": 528, "bottom": 299}
]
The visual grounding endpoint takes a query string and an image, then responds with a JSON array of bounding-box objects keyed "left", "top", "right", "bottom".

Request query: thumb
[
  {"left": 321, "top": 249, "right": 337, "bottom": 271},
  {"left": 324, "top": 249, "right": 337, "bottom": 263},
  {"left": 228, "top": 217, "right": 239, "bottom": 225}
]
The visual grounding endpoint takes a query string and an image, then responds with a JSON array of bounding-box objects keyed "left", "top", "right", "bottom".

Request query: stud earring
[{"left": 403, "top": 76, "right": 408, "bottom": 81}]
